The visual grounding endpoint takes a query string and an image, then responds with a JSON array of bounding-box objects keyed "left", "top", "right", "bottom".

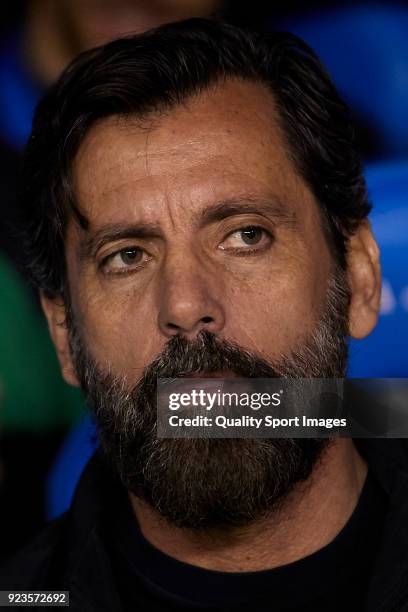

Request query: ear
[
  {"left": 347, "top": 220, "right": 381, "bottom": 340},
  {"left": 40, "top": 290, "right": 80, "bottom": 387}
]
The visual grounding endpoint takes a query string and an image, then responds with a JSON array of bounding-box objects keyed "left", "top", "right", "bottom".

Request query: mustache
[
  {"left": 140, "top": 331, "right": 279, "bottom": 381},
  {"left": 76, "top": 330, "right": 281, "bottom": 426},
  {"left": 84, "top": 331, "right": 280, "bottom": 414}
]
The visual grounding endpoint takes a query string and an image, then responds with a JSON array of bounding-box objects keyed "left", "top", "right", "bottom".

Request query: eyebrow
[
  {"left": 78, "top": 223, "right": 163, "bottom": 263},
  {"left": 78, "top": 195, "right": 298, "bottom": 263},
  {"left": 194, "top": 196, "right": 298, "bottom": 229}
]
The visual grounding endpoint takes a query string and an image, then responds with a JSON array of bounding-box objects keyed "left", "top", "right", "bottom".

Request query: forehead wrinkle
[
  {"left": 87, "top": 138, "right": 220, "bottom": 175},
  {"left": 79, "top": 147, "right": 226, "bottom": 198},
  {"left": 78, "top": 152, "right": 239, "bottom": 207},
  {"left": 75, "top": 134, "right": 218, "bottom": 203},
  {"left": 143, "top": 125, "right": 152, "bottom": 182},
  {"left": 76, "top": 177, "right": 302, "bottom": 239},
  {"left": 139, "top": 127, "right": 180, "bottom": 235}
]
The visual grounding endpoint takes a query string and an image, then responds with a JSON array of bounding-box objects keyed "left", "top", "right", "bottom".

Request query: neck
[{"left": 129, "top": 439, "right": 367, "bottom": 572}]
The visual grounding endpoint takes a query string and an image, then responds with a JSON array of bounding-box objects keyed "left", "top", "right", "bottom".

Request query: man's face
[
  {"left": 43, "top": 79, "right": 380, "bottom": 528},
  {"left": 66, "top": 79, "right": 333, "bottom": 381}
]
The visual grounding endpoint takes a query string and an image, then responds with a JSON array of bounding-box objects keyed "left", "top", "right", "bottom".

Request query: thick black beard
[{"left": 67, "top": 271, "right": 350, "bottom": 530}]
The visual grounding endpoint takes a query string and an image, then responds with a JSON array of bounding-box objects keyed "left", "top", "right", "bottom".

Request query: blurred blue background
[
  {"left": 349, "top": 160, "right": 408, "bottom": 377},
  {"left": 272, "top": 2, "right": 408, "bottom": 377}
]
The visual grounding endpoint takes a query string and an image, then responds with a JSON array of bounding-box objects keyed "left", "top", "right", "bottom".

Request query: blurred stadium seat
[
  {"left": 280, "top": 2, "right": 408, "bottom": 157},
  {"left": 46, "top": 414, "right": 98, "bottom": 520},
  {"left": 46, "top": 159, "right": 408, "bottom": 519}
]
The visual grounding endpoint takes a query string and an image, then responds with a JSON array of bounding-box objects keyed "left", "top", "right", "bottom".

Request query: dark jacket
[{"left": 2, "top": 440, "right": 408, "bottom": 611}]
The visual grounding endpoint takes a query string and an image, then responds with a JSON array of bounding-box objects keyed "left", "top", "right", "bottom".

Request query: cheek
[
  {"left": 71, "top": 277, "right": 164, "bottom": 380},
  {"left": 224, "top": 254, "right": 330, "bottom": 360}
]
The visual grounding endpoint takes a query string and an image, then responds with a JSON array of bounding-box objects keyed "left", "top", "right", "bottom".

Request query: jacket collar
[
  {"left": 58, "top": 451, "right": 124, "bottom": 611},
  {"left": 357, "top": 440, "right": 408, "bottom": 611},
  {"left": 62, "top": 441, "right": 408, "bottom": 612}
]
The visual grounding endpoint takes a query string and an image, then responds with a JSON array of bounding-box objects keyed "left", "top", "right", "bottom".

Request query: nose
[{"left": 158, "top": 253, "right": 226, "bottom": 340}]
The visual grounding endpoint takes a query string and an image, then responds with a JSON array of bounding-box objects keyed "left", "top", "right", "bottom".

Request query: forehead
[{"left": 72, "top": 79, "right": 315, "bottom": 224}]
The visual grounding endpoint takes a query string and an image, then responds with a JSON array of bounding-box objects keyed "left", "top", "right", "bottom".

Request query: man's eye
[
  {"left": 219, "top": 226, "right": 272, "bottom": 251},
  {"left": 101, "top": 247, "right": 151, "bottom": 273}
]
